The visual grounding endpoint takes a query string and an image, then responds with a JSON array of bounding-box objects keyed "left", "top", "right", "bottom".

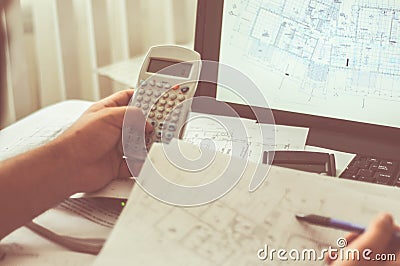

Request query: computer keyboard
[{"left": 340, "top": 155, "right": 400, "bottom": 187}]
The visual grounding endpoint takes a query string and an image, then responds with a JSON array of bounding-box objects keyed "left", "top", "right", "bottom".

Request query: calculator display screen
[{"left": 148, "top": 58, "right": 192, "bottom": 78}]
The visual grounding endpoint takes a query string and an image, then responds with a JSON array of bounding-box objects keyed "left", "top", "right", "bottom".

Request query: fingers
[
  {"left": 118, "top": 159, "right": 132, "bottom": 178},
  {"left": 100, "top": 90, "right": 135, "bottom": 108},
  {"left": 104, "top": 106, "right": 153, "bottom": 133},
  {"left": 345, "top": 232, "right": 362, "bottom": 244},
  {"left": 325, "top": 232, "right": 361, "bottom": 264},
  {"left": 119, "top": 159, "right": 144, "bottom": 178},
  {"left": 348, "top": 213, "right": 394, "bottom": 254}
]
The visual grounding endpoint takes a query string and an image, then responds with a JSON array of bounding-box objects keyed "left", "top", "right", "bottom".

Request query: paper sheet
[
  {"left": 95, "top": 141, "right": 400, "bottom": 266},
  {"left": 85, "top": 179, "right": 135, "bottom": 199},
  {"left": 0, "top": 233, "right": 95, "bottom": 266},
  {"left": 1, "top": 196, "right": 126, "bottom": 265},
  {"left": 56, "top": 198, "right": 124, "bottom": 229},
  {"left": 0, "top": 198, "right": 125, "bottom": 266},
  {"left": 0, "top": 100, "right": 93, "bottom": 161},
  {"left": 183, "top": 112, "right": 309, "bottom": 164}
]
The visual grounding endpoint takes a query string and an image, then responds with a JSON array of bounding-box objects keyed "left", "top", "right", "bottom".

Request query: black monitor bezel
[{"left": 194, "top": 0, "right": 400, "bottom": 155}]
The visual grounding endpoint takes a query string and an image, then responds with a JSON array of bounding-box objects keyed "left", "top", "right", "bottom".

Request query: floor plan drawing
[{"left": 219, "top": 0, "right": 400, "bottom": 128}]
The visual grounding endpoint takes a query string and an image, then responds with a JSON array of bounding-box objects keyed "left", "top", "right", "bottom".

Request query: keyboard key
[
  {"left": 377, "top": 163, "right": 397, "bottom": 175},
  {"left": 357, "top": 169, "right": 374, "bottom": 178},
  {"left": 353, "top": 160, "right": 370, "bottom": 169},
  {"left": 374, "top": 172, "right": 395, "bottom": 185},
  {"left": 382, "top": 160, "right": 398, "bottom": 166},
  {"left": 357, "top": 176, "right": 375, "bottom": 183},
  {"left": 369, "top": 162, "right": 379, "bottom": 171},
  {"left": 341, "top": 172, "right": 357, "bottom": 180},
  {"left": 340, "top": 155, "right": 400, "bottom": 187},
  {"left": 345, "top": 166, "right": 359, "bottom": 175}
]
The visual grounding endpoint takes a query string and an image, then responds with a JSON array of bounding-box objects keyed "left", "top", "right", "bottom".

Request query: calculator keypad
[{"left": 131, "top": 79, "right": 192, "bottom": 155}]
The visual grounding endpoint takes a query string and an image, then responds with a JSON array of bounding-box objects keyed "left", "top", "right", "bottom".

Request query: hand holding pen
[{"left": 297, "top": 213, "right": 400, "bottom": 266}]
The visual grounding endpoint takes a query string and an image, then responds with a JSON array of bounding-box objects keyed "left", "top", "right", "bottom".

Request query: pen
[{"left": 295, "top": 213, "right": 400, "bottom": 243}]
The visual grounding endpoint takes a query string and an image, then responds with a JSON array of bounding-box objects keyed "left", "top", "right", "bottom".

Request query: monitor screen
[
  {"left": 216, "top": 0, "right": 400, "bottom": 128},
  {"left": 195, "top": 0, "right": 400, "bottom": 156}
]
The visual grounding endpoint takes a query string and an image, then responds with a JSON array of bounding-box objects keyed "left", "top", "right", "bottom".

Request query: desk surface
[{"left": 0, "top": 100, "right": 355, "bottom": 265}]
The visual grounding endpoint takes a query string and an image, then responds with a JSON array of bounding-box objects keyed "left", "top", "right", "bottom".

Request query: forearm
[{"left": 0, "top": 139, "right": 77, "bottom": 239}]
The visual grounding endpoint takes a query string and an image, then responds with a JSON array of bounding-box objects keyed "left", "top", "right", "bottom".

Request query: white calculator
[{"left": 125, "top": 45, "right": 201, "bottom": 161}]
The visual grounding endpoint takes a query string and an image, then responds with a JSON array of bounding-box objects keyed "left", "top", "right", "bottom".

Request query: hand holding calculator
[{"left": 123, "top": 45, "right": 201, "bottom": 162}]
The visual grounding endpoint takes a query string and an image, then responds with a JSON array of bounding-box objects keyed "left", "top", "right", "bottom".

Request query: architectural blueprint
[
  {"left": 95, "top": 142, "right": 400, "bottom": 266},
  {"left": 219, "top": 0, "right": 400, "bottom": 128},
  {"left": 182, "top": 112, "right": 309, "bottom": 164}
]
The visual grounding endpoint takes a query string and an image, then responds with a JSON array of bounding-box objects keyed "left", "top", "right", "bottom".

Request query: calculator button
[
  {"left": 149, "top": 80, "right": 156, "bottom": 87},
  {"left": 148, "top": 112, "right": 155, "bottom": 118},
  {"left": 144, "top": 96, "right": 151, "bottom": 103},
  {"left": 172, "top": 85, "right": 180, "bottom": 90},
  {"left": 168, "top": 124, "right": 177, "bottom": 131},
  {"left": 164, "top": 83, "right": 171, "bottom": 89},
  {"left": 169, "top": 94, "right": 177, "bottom": 100},
  {"left": 136, "top": 96, "right": 143, "bottom": 102},
  {"left": 146, "top": 90, "right": 153, "bottom": 96},
  {"left": 159, "top": 99, "right": 167, "bottom": 105},
  {"left": 138, "top": 89, "right": 145, "bottom": 94},
  {"left": 157, "top": 82, "right": 163, "bottom": 88},
  {"left": 135, "top": 102, "right": 141, "bottom": 108},
  {"left": 156, "top": 114, "right": 163, "bottom": 120},
  {"left": 154, "top": 91, "right": 161, "bottom": 97},
  {"left": 181, "top": 87, "right": 189, "bottom": 93},
  {"left": 162, "top": 93, "right": 169, "bottom": 99},
  {"left": 178, "top": 95, "right": 186, "bottom": 101},
  {"left": 165, "top": 132, "right": 174, "bottom": 140},
  {"left": 157, "top": 107, "right": 165, "bottom": 113},
  {"left": 142, "top": 104, "right": 149, "bottom": 110},
  {"left": 167, "top": 101, "right": 175, "bottom": 107}
]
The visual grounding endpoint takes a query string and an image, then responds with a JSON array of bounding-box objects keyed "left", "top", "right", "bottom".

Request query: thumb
[{"left": 105, "top": 106, "right": 153, "bottom": 133}]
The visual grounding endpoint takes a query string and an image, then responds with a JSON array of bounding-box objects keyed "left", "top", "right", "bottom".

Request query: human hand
[
  {"left": 328, "top": 213, "right": 400, "bottom": 266},
  {"left": 53, "top": 90, "right": 153, "bottom": 193}
]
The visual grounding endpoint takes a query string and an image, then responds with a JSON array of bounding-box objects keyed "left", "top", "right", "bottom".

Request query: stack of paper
[{"left": 94, "top": 141, "right": 400, "bottom": 265}]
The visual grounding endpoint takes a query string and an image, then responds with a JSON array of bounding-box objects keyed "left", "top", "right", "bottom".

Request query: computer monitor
[{"left": 194, "top": 0, "right": 400, "bottom": 158}]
